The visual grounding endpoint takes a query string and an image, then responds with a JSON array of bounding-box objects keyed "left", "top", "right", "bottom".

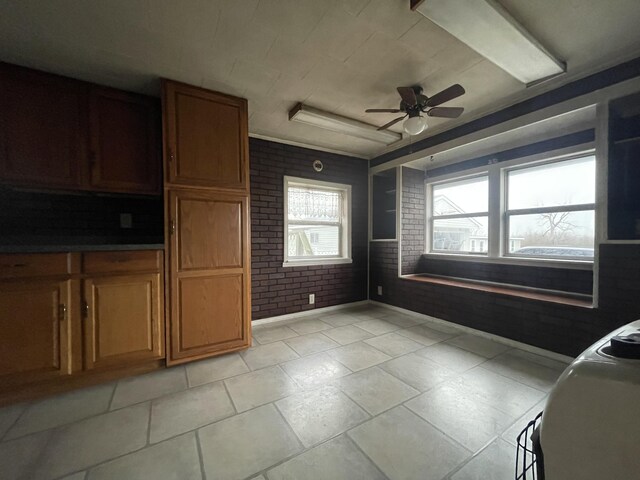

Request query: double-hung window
[
  {"left": 283, "top": 176, "right": 352, "bottom": 267},
  {"left": 426, "top": 152, "right": 596, "bottom": 263},
  {"left": 429, "top": 175, "right": 489, "bottom": 254}
]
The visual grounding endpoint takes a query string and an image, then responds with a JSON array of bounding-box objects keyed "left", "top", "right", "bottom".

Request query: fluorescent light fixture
[
  {"left": 411, "top": 0, "right": 565, "bottom": 85},
  {"left": 289, "top": 103, "right": 402, "bottom": 145}
]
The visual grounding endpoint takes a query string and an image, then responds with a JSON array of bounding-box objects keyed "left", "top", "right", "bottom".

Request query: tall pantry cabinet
[{"left": 162, "top": 80, "right": 251, "bottom": 365}]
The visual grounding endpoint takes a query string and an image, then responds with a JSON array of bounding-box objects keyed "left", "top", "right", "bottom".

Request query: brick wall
[
  {"left": 371, "top": 241, "right": 640, "bottom": 356},
  {"left": 400, "top": 167, "right": 425, "bottom": 275},
  {"left": 250, "top": 138, "right": 368, "bottom": 320}
]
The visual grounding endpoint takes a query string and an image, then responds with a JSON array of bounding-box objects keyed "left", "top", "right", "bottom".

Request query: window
[
  {"left": 427, "top": 152, "right": 596, "bottom": 263},
  {"left": 283, "top": 176, "right": 352, "bottom": 266},
  {"left": 430, "top": 176, "right": 489, "bottom": 254}
]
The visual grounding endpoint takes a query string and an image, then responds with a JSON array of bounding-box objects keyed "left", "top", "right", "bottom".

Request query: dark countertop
[{"left": 0, "top": 244, "right": 165, "bottom": 253}]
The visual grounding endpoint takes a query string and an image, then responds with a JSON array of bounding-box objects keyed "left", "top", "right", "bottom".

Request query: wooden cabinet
[
  {"left": 162, "top": 79, "right": 251, "bottom": 365},
  {"left": 0, "top": 63, "right": 161, "bottom": 195},
  {"left": 0, "top": 63, "right": 87, "bottom": 189},
  {"left": 89, "top": 87, "right": 160, "bottom": 194},
  {"left": 0, "top": 252, "right": 79, "bottom": 388},
  {"left": 167, "top": 189, "right": 250, "bottom": 363},
  {"left": 82, "top": 250, "right": 164, "bottom": 370},
  {"left": 162, "top": 80, "right": 249, "bottom": 191}
]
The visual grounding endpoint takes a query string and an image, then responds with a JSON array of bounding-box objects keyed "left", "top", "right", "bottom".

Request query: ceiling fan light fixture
[{"left": 404, "top": 115, "right": 427, "bottom": 135}]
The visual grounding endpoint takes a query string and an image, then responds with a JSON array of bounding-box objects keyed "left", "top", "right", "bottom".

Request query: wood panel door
[
  {"left": 162, "top": 80, "right": 248, "bottom": 191},
  {"left": 83, "top": 273, "right": 163, "bottom": 369},
  {"left": 0, "top": 279, "right": 73, "bottom": 386},
  {"left": 0, "top": 63, "right": 87, "bottom": 189},
  {"left": 89, "top": 87, "right": 160, "bottom": 194},
  {"left": 167, "top": 189, "right": 250, "bottom": 364}
]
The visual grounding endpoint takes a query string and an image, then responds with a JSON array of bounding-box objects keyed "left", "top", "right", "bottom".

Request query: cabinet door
[
  {"left": 167, "top": 189, "right": 251, "bottom": 364},
  {"left": 89, "top": 88, "right": 161, "bottom": 194},
  {"left": 83, "top": 273, "right": 164, "bottom": 369},
  {"left": 0, "top": 279, "right": 72, "bottom": 386},
  {"left": 162, "top": 80, "right": 248, "bottom": 191},
  {"left": 0, "top": 63, "right": 87, "bottom": 189}
]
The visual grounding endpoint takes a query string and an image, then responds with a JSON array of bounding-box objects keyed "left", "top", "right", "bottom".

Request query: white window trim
[
  {"left": 425, "top": 147, "right": 596, "bottom": 268},
  {"left": 283, "top": 176, "right": 352, "bottom": 268}
]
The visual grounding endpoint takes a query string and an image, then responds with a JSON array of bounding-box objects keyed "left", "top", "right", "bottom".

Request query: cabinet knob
[
  {"left": 82, "top": 301, "right": 89, "bottom": 318},
  {"left": 170, "top": 220, "right": 176, "bottom": 235},
  {"left": 58, "top": 304, "right": 67, "bottom": 321}
]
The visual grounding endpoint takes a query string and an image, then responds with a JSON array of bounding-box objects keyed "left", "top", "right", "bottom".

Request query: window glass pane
[
  {"left": 433, "top": 176, "right": 488, "bottom": 215},
  {"left": 288, "top": 186, "right": 341, "bottom": 222},
  {"left": 287, "top": 225, "right": 340, "bottom": 257},
  {"left": 432, "top": 216, "right": 488, "bottom": 253},
  {"left": 508, "top": 210, "right": 594, "bottom": 258},
  {"left": 507, "top": 156, "right": 595, "bottom": 210}
]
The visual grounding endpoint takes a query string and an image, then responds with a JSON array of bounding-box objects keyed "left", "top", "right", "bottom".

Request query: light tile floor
[{"left": 0, "top": 304, "right": 567, "bottom": 480}]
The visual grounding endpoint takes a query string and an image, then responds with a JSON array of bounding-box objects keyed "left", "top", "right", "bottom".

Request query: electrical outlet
[
  {"left": 377, "top": 286, "right": 383, "bottom": 296},
  {"left": 309, "top": 293, "right": 315, "bottom": 305},
  {"left": 120, "top": 213, "right": 133, "bottom": 229}
]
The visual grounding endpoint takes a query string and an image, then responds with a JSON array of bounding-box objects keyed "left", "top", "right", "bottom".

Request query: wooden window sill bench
[{"left": 401, "top": 274, "right": 593, "bottom": 308}]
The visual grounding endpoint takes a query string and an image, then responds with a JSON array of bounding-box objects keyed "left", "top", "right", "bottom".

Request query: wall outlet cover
[
  {"left": 377, "top": 286, "right": 383, "bottom": 295},
  {"left": 120, "top": 213, "right": 133, "bottom": 229},
  {"left": 309, "top": 293, "right": 315, "bottom": 305}
]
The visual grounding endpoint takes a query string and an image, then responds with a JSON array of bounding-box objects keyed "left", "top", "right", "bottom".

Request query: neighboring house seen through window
[
  {"left": 427, "top": 153, "right": 596, "bottom": 263},
  {"left": 283, "top": 176, "right": 352, "bottom": 267}
]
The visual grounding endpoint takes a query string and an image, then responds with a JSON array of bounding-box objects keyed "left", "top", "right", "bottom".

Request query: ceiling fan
[{"left": 365, "top": 84, "right": 465, "bottom": 135}]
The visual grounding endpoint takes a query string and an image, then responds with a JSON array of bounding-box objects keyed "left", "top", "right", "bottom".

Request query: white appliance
[{"left": 538, "top": 320, "right": 640, "bottom": 480}]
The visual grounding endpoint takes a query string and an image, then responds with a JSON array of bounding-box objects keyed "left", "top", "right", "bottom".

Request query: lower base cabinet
[{"left": 83, "top": 272, "right": 163, "bottom": 370}]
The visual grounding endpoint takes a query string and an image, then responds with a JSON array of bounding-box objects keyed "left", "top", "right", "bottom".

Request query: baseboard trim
[
  {"left": 251, "top": 300, "right": 370, "bottom": 327},
  {"left": 370, "top": 300, "right": 575, "bottom": 364}
]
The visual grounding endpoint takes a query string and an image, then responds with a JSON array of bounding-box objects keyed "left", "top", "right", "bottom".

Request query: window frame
[
  {"left": 425, "top": 149, "right": 596, "bottom": 269},
  {"left": 283, "top": 176, "right": 352, "bottom": 267}
]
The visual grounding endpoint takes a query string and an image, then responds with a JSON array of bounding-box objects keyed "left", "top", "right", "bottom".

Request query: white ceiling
[{"left": 1, "top": 0, "right": 640, "bottom": 158}]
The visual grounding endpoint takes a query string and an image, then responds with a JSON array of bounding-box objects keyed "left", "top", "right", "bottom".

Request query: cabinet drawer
[
  {"left": 0, "top": 253, "right": 71, "bottom": 279},
  {"left": 82, "top": 250, "right": 161, "bottom": 274}
]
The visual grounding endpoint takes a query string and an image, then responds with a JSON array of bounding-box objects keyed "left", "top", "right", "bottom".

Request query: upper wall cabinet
[
  {"left": 0, "top": 63, "right": 161, "bottom": 195},
  {"left": 162, "top": 80, "right": 249, "bottom": 191},
  {"left": 0, "top": 63, "right": 87, "bottom": 189},
  {"left": 89, "top": 87, "right": 160, "bottom": 195}
]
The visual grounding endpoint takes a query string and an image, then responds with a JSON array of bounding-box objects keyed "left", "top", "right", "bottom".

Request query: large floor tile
[
  {"left": 33, "top": 402, "right": 150, "bottom": 479},
  {"left": 110, "top": 368, "right": 187, "bottom": 410},
  {"left": 276, "top": 386, "right": 369, "bottom": 447},
  {"left": 198, "top": 404, "right": 302, "bottom": 480},
  {"left": 6, "top": 383, "right": 114, "bottom": 440},
  {"left": 326, "top": 342, "right": 391, "bottom": 371},
  {"left": 355, "top": 318, "right": 399, "bottom": 335},
  {"left": 379, "top": 312, "right": 423, "bottom": 328},
  {"left": 149, "top": 381, "right": 235, "bottom": 443},
  {"left": 321, "top": 312, "right": 361, "bottom": 327},
  {"left": 267, "top": 434, "right": 386, "bottom": 480},
  {"left": 224, "top": 365, "right": 299, "bottom": 412},
  {"left": 482, "top": 350, "right": 564, "bottom": 391},
  {"left": 0, "top": 402, "right": 27, "bottom": 439},
  {"left": 406, "top": 381, "right": 516, "bottom": 452},
  {"left": 185, "top": 353, "right": 249, "bottom": 387},
  {"left": 285, "top": 332, "right": 340, "bottom": 356},
  {"left": 323, "top": 325, "right": 373, "bottom": 345},
  {"left": 240, "top": 341, "right": 299, "bottom": 370},
  {"left": 348, "top": 406, "right": 470, "bottom": 480},
  {"left": 88, "top": 433, "right": 201, "bottom": 480},
  {"left": 396, "top": 324, "right": 454, "bottom": 346},
  {"left": 0, "top": 430, "right": 52, "bottom": 480},
  {"left": 364, "top": 332, "right": 423, "bottom": 357},
  {"left": 416, "top": 342, "right": 487, "bottom": 372},
  {"left": 61, "top": 472, "right": 87, "bottom": 480},
  {"left": 288, "top": 318, "right": 332, "bottom": 335},
  {"left": 501, "top": 397, "right": 547, "bottom": 447},
  {"left": 336, "top": 367, "right": 419, "bottom": 415},
  {"left": 281, "top": 352, "right": 352, "bottom": 389},
  {"left": 446, "top": 334, "right": 511, "bottom": 358},
  {"left": 451, "top": 439, "right": 516, "bottom": 480},
  {"left": 454, "top": 367, "right": 545, "bottom": 418},
  {"left": 379, "top": 353, "right": 456, "bottom": 391},
  {"left": 252, "top": 325, "right": 298, "bottom": 344}
]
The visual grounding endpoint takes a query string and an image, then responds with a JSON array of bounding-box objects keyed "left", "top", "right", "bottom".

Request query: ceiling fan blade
[
  {"left": 427, "top": 107, "right": 464, "bottom": 118},
  {"left": 377, "top": 115, "right": 407, "bottom": 131},
  {"left": 365, "top": 108, "right": 402, "bottom": 113},
  {"left": 397, "top": 87, "right": 417, "bottom": 106},
  {"left": 425, "top": 84, "right": 465, "bottom": 107}
]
